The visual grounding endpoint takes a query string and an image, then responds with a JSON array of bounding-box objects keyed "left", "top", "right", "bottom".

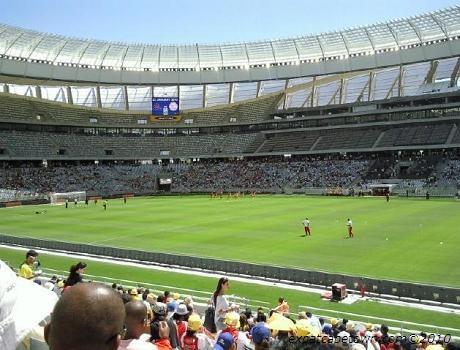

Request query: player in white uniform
[
  {"left": 347, "top": 218, "right": 353, "bottom": 238},
  {"left": 303, "top": 218, "right": 311, "bottom": 236}
]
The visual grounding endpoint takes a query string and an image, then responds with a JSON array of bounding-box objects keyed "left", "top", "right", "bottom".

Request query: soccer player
[
  {"left": 124, "top": 196, "right": 127, "bottom": 204},
  {"left": 302, "top": 217, "right": 311, "bottom": 236},
  {"left": 65, "top": 199, "right": 68, "bottom": 209},
  {"left": 74, "top": 198, "right": 77, "bottom": 206},
  {"left": 385, "top": 192, "right": 390, "bottom": 202},
  {"left": 103, "top": 200, "right": 107, "bottom": 211},
  {"left": 347, "top": 218, "right": 353, "bottom": 238}
]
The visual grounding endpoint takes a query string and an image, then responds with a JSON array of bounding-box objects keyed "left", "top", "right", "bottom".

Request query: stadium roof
[
  {"left": 1, "top": 6, "right": 459, "bottom": 71},
  {"left": 1, "top": 6, "right": 460, "bottom": 86}
]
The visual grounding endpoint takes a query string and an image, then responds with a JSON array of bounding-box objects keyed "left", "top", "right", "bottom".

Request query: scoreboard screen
[{"left": 152, "top": 97, "right": 179, "bottom": 118}]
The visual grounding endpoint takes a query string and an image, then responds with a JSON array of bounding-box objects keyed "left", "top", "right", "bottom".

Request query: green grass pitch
[{"left": 0, "top": 195, "right": 459, "bottom": 287}]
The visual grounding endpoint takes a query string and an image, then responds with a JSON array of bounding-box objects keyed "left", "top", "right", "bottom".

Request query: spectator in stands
[
  {"left": 184, "top": 296, "right": 194, "bottom": 311},
  {"left": 119, "top": 301, "right": 157, "bottom": 350},
  {"left": 172, "top": 304, "right": 189, "bottom": 343},
  {"left": 130, "top": 288, "right": 141, "bottom": 301},
  {"left": 213, "top": 332, "right": 235, "bottom": 350},
  {"left": 217, "top": 312, "right": 250, "bottom": 350},
  {"left": 305, "top": 311, "right": 322, "bottom": 332},
  {"left": 150, "top": 302, "right": 174, "bottom": 349},
  {"left": 44, "top": 283, "right": 125, "bottom": 350},
  {"left": 64, "top": 261, "right": 87, "bottom": 287},
  {"left": 0, "top": 259, "right": 58, "bottom": 350},
  {"left": 213, "top": 277, "right": 231, "bottom": 331},
  {"left": 273, "top": 297, "right": 289, "bottom": 315},
  {"left": 153, "top": 322, "right": 172, "bottom": 350},
  {"left": 180, "top": 313, "right": 214, "bottom": 350},
  {"left": 250, "top": 321, "right": 271, "bottom": 350},
  {"left": 141, "top": 290, "right": 153, "bottom": 320},
  {"left": 18, "top": 249, "right": 41, "bottom": 280}
]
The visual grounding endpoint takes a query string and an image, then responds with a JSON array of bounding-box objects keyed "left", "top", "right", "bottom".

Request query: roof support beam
[
  {"left": 316, "top": 37, "right": 325, "bottom": 60},
  {"left": 407, "top": 20, "right": 423, "bottom": 43},
  {"left": 35, "top": 85, "right": 42, "bottom": 99},
  {"left": 282, "top": 79, "right": 289, "bottom": 109},
  {"left": 300, "top": 76, "right": 316, "bottom": 108},
  {"left": 123, "top": 86, "right": 129, "bottom": 111},
  {"left": 26, "top": 36, "right": 46, "bottom": 61},
  {"left": 4, "top": 32, "right": 25, "bottom": 56},
  {"left": 386, "top": 24, "right": 400, "bottom": 48},
  {"left": 398, "top": 65, "right": 404, "bottom": 97},
  {"left": 328, "top": 80, "right": 343, "bottom": 105},
  {"left": 425, "top": 60, "right": 438, "bottom": 84},
  {"left": 363, "top": 28, "right": 376, "bottom": 51},
  {"left": 202, "top": 84, "right": 207, "bottom": 108},
  {"left": 385, "top": 72, "right": 399, "bottom": 99},
  {"left": 430, "top": 14, "right": 449, "bottom": 38},
  {"left": 368, "top": 71, "right": 373, "bottom": 101},
  {"left": 229, "top": 82, "right": 234, "bottom": 104},
  {"left": 450, "top": 57, "right": 460, "bottom": 87},
  {"left": 66, "top": 86, "right": 73, "bottom": 105},
  {"left": 95, "top": 86, "right": 102, "bottom": 109},
  {"left": 356, "top": 74, "right": 370, "bottom": 102}
]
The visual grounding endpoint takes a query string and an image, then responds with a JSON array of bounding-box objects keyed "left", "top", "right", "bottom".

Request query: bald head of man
[
  {"left": 44, "top": 283, "right": 125, "bottom": 350},
  {"left": 124, "top": 301, "right": 150, "bottom": 340}
]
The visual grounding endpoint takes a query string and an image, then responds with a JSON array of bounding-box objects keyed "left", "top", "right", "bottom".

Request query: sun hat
[
  {"left": 187, "top": 313, "right": 202, "bottom": 331},
  {"left": 224, "top": 312, "right": 240, "bottom": 328},
  {"left": 175, "top": 303, "right": 189, "bottom": 316}
]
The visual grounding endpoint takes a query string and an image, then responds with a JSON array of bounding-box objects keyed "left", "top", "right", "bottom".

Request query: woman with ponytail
[
  {"left": 64, "top": 262, "right": 87, "bottom": 287},
  {"left": 213, "top": 277, "right": 231, "bottom": 331}
]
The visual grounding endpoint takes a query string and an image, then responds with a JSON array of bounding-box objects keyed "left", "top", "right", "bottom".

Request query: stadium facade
[{"left": 0, "top": 6, "right": 459, "bottom": 161}]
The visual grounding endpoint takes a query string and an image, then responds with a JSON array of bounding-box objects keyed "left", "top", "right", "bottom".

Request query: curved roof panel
[{"left": 0, "top": 6, "right": 459, "bottom": 72}]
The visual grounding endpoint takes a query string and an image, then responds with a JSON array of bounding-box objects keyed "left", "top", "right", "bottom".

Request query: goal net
[{"left": 49, "top": 191, "right": 86, "bottom": 204}]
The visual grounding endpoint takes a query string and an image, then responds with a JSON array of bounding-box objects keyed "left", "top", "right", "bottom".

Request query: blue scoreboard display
[{"left": 152, "top": 97, "right": 180, "bottom": 119}]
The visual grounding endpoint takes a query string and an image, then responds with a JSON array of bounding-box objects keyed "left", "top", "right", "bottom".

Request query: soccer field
[{"left": 0, "top": 195, "right": 458, "bottom": 287}]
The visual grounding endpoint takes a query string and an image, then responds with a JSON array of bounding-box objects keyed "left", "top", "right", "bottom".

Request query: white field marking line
[
  {"left": 299, "top": 305, "right": 460, "bottom": 332},
  {"left": 2, "top": 243, "right": 458, "bottom": 327},
  {"left": 42, "top": 267, "right": 258, "bottom": 303},
  {"left": 369, "top": 297, "right": 460, "bottom": 315},
  {"left": 1, "top": 245, "right": 268, "bottom": 305}
]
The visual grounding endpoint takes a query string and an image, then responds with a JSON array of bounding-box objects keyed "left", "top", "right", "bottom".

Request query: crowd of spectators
[
  {"left": 2, "top": 250, "right": 459, "bottom": 350},
  {"left": 169, "top": 158, "right": 369, "bottom": 192},
  {"left": 0, "top": 157, "right": 370, "bottom": 196},
  {"left": 439, "top": 160, "right": 460, "bottom": 186},
  {"left": 1, "top": 153, "right": 460, "bottom": 200},
  {"left": 0, "top": 163, "right": 158, "bottom": 196}
]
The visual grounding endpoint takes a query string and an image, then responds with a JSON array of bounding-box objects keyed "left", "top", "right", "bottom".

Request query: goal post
[{"left": 49, "top": 191, "right": 86, "bottom": 204}]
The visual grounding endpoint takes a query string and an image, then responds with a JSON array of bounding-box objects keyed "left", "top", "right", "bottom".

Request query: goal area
[{"left": 49, "top": 191, "right": 86, "bottom": 204}]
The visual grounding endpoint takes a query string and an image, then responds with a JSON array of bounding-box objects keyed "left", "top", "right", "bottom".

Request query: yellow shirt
[{"left": 19, "top": 263, "right": 34, "bottom": 279}]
